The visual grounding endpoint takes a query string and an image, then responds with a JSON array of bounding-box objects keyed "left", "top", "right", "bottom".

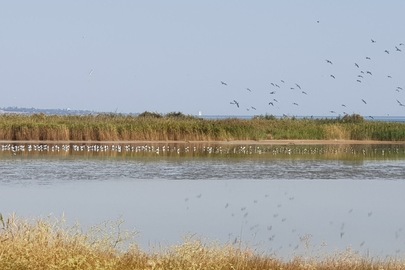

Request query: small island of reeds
[{"left": 1, "top": 112, "right": 405, "bottom": 142}]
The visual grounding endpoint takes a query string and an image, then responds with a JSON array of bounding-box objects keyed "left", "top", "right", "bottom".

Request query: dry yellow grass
[{"left": 1, "top": 214, "right": 405, "bottom": 270}]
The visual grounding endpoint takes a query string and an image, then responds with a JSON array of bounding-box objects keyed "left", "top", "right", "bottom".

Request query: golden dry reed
[
  {"left": 1, "top": 214, "right": 405, "bottom": 270},
  {"left": 0, "top": 112, "right": 405, "bottom": 141}
]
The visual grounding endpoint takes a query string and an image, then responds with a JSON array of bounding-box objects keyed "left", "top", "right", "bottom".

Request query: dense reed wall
[{"left": 1, "top": 113, "right": 405, "bottom": 141}]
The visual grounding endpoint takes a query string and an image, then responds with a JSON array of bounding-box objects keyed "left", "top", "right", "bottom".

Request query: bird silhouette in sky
[
  {"left": 397, "top": 100, "right": 405, "bottom": 107},
  {"left": 385, "top": 50, "right": 390, "bottom": 54},
  {"left": 330, "top": 74, "right": 336, "bottom": 79},
  {"left": 221, "top": 81, "right": 228, "bottom": 86},
  {"left": 366, "top": 71, "right": 372, "bottom": 75},
  {"left": 246, "top": 88, "right": 252, "bottom": 92},
  {"left": 326, "top": 59, "right": 333, "bottom": 64},
  {"left": 362, "top": 99, "right": 367, "bottom": 104},
  {"left": 230, "top": 100, "right": 239, "bottom": 107},
  {"left": 355, "top": 63, "right": 359, "bottom": 68},
  {"left": 371, "top": 39, "right": 376, "bottom": 43}
]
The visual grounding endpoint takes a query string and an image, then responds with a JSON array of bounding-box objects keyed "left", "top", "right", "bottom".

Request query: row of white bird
[{"left": 1, "top": 144, "right": 404, "bottom": 156}]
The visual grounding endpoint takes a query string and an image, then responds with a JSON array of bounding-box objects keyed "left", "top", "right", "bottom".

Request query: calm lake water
[{"left": 1, "top": 142, "right": 405, "bottom": 259}]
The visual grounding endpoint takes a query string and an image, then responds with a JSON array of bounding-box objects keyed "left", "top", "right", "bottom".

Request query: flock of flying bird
[{"left": 222, "top": 38, "right": 405, "bottom": 118}]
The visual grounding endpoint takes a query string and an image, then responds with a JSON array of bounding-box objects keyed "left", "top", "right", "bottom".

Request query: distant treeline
[{"left": 0, "top": 112, "right": 405, "bottom": 141}]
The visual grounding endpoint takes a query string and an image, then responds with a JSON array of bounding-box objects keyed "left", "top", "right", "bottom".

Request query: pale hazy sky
[{"left": 1, "top": 1, "right": 405, "bottom": 116}]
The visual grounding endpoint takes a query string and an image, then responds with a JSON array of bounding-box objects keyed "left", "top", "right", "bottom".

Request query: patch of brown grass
[{"left": 1, "top": 214, "right": 405, "bottom": 270}]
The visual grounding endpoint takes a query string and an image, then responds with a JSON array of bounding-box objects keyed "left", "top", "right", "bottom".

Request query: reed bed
[
  {"left": 1, "top": 214, "right": 405, "bottom": 270},
  {"left": 1, "top": 113, "right": 405, "bottom": 141}
]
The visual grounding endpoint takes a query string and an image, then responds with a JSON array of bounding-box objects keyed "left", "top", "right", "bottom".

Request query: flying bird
[
  {"left": 301, "top": 91, "right": 307, "bottom": 95},
  {"left": 250, "top": 106, "right": 257, "bottom": 110},
  {"left": 330, "top": 74, "right": 336, "bottom": 79},
  {"left": 269, "top": 91, "right": 276, "bottom": 94},
  {"left": 246, "top": 88, "right": 252, "bottom": 92},
  {"left": 341, "top": 104, "right": 346, "bottom": 107},
  {"left": 361, "top": 99, "right": 367, "bottom": 104},
  {"left": 293, "top": 102, "right": 299, "bottom": 106},
  {"left": 396, "top": 46, "right": 402, "bottom": 52},
  {"left": 366, "top": 57, "right": 371, "bottom": 60},
  {"left": 366, "top": 71, "right": 372, "bottom": 75},
  {"left": 371, "top": 39, "right": 376, "bottom": 43},
  {"left": 385, "top": 50, "right": 390, "bottom": 54},
  {"left": 358, "top": 75, "right": 363, "bottom": 78},
  {"left": 221, "top": 81, "right": 228, "bottom": 86},
  {"left": 326, "top": 59, "right": 333, "bottom": 64},
  {"left": 295, "top": 83, "right": 301, "bottom": 89},
  {"left": 355, "top": 63, "right": 359, "bottom": 68},
  {"left": 387, "top": 75, "right": 392, "bottom": 78},
  {"left": 230, "top": 100, "right": 239, "bottom": 107},
  {"left": 357, "top": 79, "right": 362, "bottom": 83},
  {"left": 397, "top": 100, "right": 404, "bottom": 106},
  {"left": 268, "top": 102, "right": 274, "bottom": 106}
]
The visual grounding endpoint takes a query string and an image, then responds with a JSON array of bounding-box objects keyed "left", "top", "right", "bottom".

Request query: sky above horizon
[{"left": 1, "top": 1, "right": 405, "bottom": 117}]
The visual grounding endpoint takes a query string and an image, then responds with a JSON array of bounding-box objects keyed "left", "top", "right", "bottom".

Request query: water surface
[{"left": 1, "top": 143, "right": 405, "bottom": 259}]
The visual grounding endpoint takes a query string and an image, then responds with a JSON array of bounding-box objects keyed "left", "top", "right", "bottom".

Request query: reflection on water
[{"left": 0, "top": 143, "right": 405, "bottom": 259}]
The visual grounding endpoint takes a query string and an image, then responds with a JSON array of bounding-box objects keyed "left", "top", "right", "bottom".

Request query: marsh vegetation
[
  {"left": 1, "top": 112, "right": 405, "bottom": 141},
  {"left": 1, "top": 214, "right": 405, "bottom": 270}
]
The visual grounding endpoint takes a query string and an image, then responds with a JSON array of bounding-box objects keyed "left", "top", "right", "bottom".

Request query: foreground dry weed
[{"left": 0, "top": 214, "right": 405, "bottom": 270}]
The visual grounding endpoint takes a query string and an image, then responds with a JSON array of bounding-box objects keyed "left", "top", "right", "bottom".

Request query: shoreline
[{"left": 1, "top": 139, "right": 405, "bottom": 145}]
